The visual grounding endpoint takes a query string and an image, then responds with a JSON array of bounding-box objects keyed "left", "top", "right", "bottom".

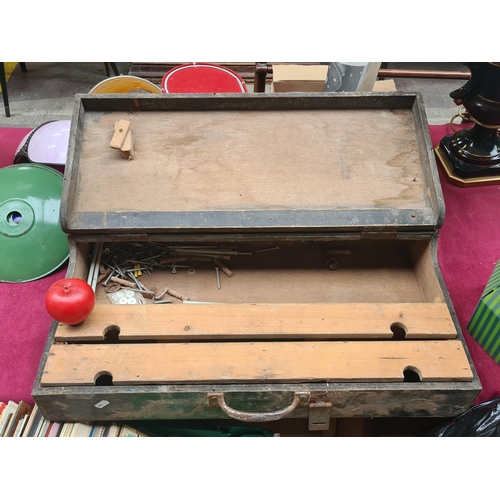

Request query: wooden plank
[
  {"left": 40, "top": 340, "right": 473, "bottom": 386},
  {"left": 109, "top": 120, "right": 131, "bottom": 150},
  {"left": 410, "top": 239, "right": 445, "bottom": 303},
  {"left": 378, "top": 68, "right": 470, "bottom": 80},
  {"left": 76, "top": 108, "right": 426, "bottom": 215},
  {"left": 53, "top": 303, "right": 457, "bottom": 342}
]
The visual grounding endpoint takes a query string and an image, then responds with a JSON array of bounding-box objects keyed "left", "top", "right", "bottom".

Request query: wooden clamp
[{"left": 110, "top": 119, "right": 133, "bottom": 159}]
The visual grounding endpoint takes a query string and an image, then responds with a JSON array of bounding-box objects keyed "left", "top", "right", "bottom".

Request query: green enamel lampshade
[{"left": 0, "top": 163, "right": 69, "bottom": 282}]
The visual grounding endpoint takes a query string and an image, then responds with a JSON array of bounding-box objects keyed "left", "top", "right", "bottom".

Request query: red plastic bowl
[{"left": 161, "top": 63, "right": 248, "bottom": 94}]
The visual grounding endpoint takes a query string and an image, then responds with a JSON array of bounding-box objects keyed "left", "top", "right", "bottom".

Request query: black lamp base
[{"left": 435, "top": 134, "right": 500, "bottom": 187}]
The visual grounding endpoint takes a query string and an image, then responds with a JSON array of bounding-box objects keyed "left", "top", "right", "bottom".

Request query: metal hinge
[
  {"left": 108, "top": 233, "right": 149, "bottom": 242},
  {"left": 361, "top": 228, "right": 398, "bottom": 239},
  {"left": 76, "top": 234, "right": 150, "bottom": 243}
]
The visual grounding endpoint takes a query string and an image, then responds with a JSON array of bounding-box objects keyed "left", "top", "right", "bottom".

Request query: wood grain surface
[
  {"left": 54, "top": 303, "right": 457, "bottom": 342},
  {"left": 74, "top": 108, "right": 425, "bottom": 213},
  {"left": 40, "top": 340, "right": 473, "bottom": 386}
]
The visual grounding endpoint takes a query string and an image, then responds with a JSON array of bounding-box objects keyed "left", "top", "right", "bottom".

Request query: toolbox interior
[{"left": 70, "top": 238, "right": 444, "bottom": 305}]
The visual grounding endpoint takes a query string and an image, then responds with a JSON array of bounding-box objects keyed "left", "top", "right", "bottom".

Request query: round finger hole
[{"left": 390, "top": 322, "right": 407, "bottom": 340}]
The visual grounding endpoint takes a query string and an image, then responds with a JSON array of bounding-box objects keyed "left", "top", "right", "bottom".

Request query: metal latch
[{"left": 309, "top": 401, "right": 332, "bottom": 431}]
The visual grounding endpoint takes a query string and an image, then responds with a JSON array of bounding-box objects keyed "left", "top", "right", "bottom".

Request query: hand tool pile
[{"left": 86, "top": 242, "right": 251, "bottom": 303}]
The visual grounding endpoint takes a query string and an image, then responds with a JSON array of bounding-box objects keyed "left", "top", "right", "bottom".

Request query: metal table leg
[{"left": 0, "top": 63, "right": 11, "bottom": 117}]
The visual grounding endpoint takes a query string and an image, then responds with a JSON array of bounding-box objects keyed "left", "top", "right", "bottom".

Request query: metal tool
[{"left": 215, "top": 267, "right": 221, "bottom": 289}]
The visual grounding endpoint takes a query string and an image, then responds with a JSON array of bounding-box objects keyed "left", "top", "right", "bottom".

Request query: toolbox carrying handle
[{"left": 207, "top": 392, "right": 311, "bottom": 422}]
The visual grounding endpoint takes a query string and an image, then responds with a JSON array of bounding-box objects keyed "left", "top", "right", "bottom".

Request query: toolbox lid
[{"left": 61, "top": 93, "right": 443, "bottom": 237}]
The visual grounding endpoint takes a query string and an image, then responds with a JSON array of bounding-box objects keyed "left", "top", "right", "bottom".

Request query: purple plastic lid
[{"left": 15, "top": 120, "right": 71, "bottom": 166}]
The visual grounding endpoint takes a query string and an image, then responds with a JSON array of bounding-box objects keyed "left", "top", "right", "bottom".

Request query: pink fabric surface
[
  {"left": 0, "top": 127, "right": 68, "bottom": 405},
  {"left": 432, "top": 123, "right": 500, "bottom": 405},
  {"left": 0, "top": 127, "right": 32, "bottom": 170},
  {"left": 0, "top": 124, "right": 499, "bottom": 408}
]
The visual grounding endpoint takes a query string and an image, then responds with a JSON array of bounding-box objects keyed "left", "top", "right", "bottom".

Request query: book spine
[{"left": 48, "top": 422, "right": 62, "bottom": 437}]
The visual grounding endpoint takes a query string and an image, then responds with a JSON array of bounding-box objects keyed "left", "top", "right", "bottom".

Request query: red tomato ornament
[{"left": 45, "top": 278, "right": 95, "bottom": 326}]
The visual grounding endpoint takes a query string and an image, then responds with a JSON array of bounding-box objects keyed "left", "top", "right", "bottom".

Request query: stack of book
[{"left": 0, "top": 401, "right": 147, "bottom": 437}]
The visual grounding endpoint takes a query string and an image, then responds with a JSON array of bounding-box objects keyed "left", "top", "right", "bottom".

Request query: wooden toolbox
[{"left": 32, "top": 93, "right": 481, "bottom": 431}]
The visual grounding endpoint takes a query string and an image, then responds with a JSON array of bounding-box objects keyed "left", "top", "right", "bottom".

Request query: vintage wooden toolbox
[{"left": 32, "top": 92, "right": 481, "bottom": 430}]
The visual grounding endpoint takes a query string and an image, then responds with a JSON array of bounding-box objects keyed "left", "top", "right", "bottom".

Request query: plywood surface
[
  {"left": 40, "top": 340, "right": 473, "bottom": 386},
  {"left": 54, "top": 303, "right": 457, "bottom": 342},
  {"left": 74, "top": 108, "right": 426, "bottom": 214},
  {"left": 94, "top": 266, "right": 425, "bottom": 305}
]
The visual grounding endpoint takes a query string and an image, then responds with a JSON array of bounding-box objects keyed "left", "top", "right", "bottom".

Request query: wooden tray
[{"left": 61, "top": 92, "right": 441, "bottom": 236}]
